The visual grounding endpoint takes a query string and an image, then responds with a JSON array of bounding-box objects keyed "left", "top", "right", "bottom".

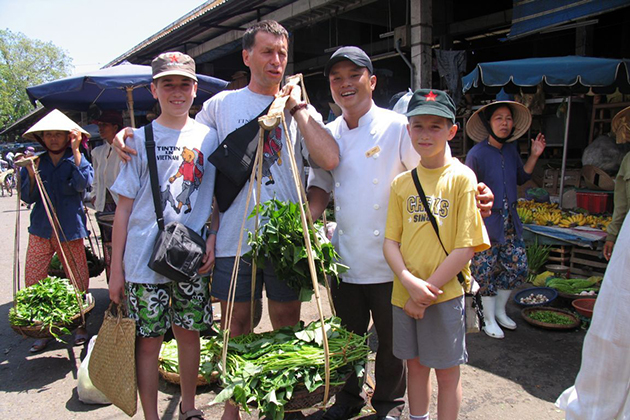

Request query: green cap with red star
[{"left": 405, "top": 89, "right": 456, "bottom": 123}]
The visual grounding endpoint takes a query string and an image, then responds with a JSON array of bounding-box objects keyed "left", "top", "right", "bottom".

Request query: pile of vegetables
[
  {"left": 203, "top": 317, "right": 369, "bottom": 420},
  {"left": 49, "top": 246, "right": 102, "bottom": 275},
  {"left": 9, "top": 276, "right": 86, "bottom": 339},
  {"left": 528, "top": 310, "right": 576, "bottom": 325},
  {"left": 546, "top": 277, "right": 601, "bottom": 295},
  {"left": 159, "top": 337, "right": 220, "bottom": 383},
  {"left": 246, "top": 199, "right": 348, "bottom": 301}
]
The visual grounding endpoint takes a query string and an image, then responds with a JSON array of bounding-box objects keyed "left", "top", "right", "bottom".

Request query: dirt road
[{"left": 0, "top": 193, "right": 582, "bottom": 419}]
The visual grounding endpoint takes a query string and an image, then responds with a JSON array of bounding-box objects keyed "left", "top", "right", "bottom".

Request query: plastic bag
[{"left": 77, "top": 335, "right": 111, "bottom": 405}]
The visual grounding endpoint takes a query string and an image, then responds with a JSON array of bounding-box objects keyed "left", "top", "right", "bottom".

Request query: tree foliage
[{"left": 0, "top": 29, "right": 73, "bottom": 129}]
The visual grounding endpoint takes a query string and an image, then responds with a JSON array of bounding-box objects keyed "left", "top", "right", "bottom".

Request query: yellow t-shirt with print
[{"left": 385, "top": 159, "right": 490, "bottom": 309}]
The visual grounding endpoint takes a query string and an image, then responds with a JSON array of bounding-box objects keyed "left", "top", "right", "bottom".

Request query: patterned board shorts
[{"left": 126, "top": 277, "right": 213, "bottom": 338}]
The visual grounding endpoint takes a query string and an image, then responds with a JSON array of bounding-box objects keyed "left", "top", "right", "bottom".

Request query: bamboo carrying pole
[{"left": 221, "top": 73, "right": 336, "bottom": 407}]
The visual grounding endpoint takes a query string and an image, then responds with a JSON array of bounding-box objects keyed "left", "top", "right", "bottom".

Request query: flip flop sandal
[
  {"left": 29, "top": 338, "right": 51, "bottom": 353},
  {"left": 179, "top": 403, "right": 205, "bottom": 420},
  {"left": 74, "top": 332, "right": 89, "bottom": 346}
]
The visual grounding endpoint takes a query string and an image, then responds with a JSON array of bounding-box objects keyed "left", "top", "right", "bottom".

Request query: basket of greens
[
  {"left": 521, "top": 307, "right": 580, "bottom": 330},
  {"left": 49, "top": 246, "right": 105, "bottom": 279},
  {"left": 9, "top": 276, "right": 94, "bottom": 339},
  {"left": 246, "top": 199, "right": 348, "bottom": 301},
  {"left": 158, "top": 338, "right": 219, "bottom": 387},
  {"left": 204, "top": 317, "right": 369, "bottom": 420}
]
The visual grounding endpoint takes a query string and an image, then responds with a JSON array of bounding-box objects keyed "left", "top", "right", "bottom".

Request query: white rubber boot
[
  {"left": 495, "top": 289, "right": 517, "bottom": 330},
  {"left": 481, "top": 296, "right": 504, "bottom": 339}
]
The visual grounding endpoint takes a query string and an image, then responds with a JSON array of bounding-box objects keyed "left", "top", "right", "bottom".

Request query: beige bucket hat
[
  {"left": 22, "top": 109, "right": 90, "bottom": 144},
  {"left": 612, "top": 105, "right": 630, "bottom": 144},
  {"left": 466, "top": 101, "right": 532, "bottom": 143}
]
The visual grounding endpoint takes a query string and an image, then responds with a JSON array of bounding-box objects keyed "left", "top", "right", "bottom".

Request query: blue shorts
[{"left": 211, "top": 256, "right": 299, "bottom": 302}]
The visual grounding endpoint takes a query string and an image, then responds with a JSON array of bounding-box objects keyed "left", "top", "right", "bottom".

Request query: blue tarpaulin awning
[
  {"left": 507, "top": 0, "right": 630, "bottom": 40},
  {"left": 462, "top": 56, "right": 630, "bottom": 95}
]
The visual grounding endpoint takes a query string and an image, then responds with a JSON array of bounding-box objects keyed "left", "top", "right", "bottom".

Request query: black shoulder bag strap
[
  {"left": 207, "top": 103, "right": 272, "bottom": 212},
  {"left": 144, "top": 123, "right": 165, "bottom": 231},
  {"left": 410, "top": 168, "right": 466, "bottom": 288}
]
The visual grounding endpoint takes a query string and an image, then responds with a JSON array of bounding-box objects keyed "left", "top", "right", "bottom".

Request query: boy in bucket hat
[
  {"left": 20, "top": 109, "right": 94, "bottom": 353},
  {"left": 383, "top": 89, "right": 490, "bottom": 420},
  {"left": 109, "top": 51, "right": 217, "bottom": 420}
]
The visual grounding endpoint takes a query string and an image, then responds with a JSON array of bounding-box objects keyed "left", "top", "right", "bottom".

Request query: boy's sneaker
[{"left": 321, "top": 403, "right": 365, "bottom": 420}]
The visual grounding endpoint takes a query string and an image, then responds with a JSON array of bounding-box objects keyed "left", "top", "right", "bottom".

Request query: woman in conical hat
[
  {"left": 464, "top": 101, "right": 546, "bottom": 339},
  {"left": 603, "top": 105, "right": 630, "bottom": 260},
  {"left": 20, "top": 109, "right": 94, "bottom": 353}
]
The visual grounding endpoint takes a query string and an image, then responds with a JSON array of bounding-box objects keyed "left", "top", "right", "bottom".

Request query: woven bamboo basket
[
  {"left": 284, "top": 380, "right": 347, "bottom": 411},
  {"left": 49, "top": 249, "right": 105, "bottom": 279},
  {"left": 11, "top": 293, "right": 95, "bottom": 339},
  {"left": 158, "top": 366, "right": 217, "bottom": 387}
]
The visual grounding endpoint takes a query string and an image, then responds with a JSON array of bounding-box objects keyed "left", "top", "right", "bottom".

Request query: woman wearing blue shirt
[
  {"left": 465, "top": 102, "right": 546, "bottom": 339},
  {"left": 21, "top": 110, "right": 94, "bottom": 352}
]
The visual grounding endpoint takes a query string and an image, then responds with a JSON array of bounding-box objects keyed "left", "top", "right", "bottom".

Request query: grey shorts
[
  {"left": 211, "top": 256, "right": 299, "bottom": 302},
  {"left": 393, "top": 296, "right": 467, "bottom": 369}
]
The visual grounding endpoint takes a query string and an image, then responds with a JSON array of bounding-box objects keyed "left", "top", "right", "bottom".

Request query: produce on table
[
  {"left": 246, "top": 199, "right": 348, "bottom": 301},
  {"left": 204, "top": 317, "right": 369, "bottom": 420},
  {"left": 519, "top": 293, "right": 549, "bottom": 305},
  {"left": 527, "top": 310, "right": 576, "bottom": 325},
  {"left": 532, "top": 271, "right": 554, "bottom": 287},
  {"left": 516, "top": 200, "right": 612, "bottom": 230},
  {"left": 9, "top": 276, "right": 86, "bottom": 339},
  {"left": 546, "top": 276, "right": 602, "bottom": 295},
  {"left": 525, "top": 243, "right": 551, "bottom": 282}
]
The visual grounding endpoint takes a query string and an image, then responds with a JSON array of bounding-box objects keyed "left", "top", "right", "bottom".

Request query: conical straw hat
[
  {"left": 466, "top": 101, "right": 532, "bottom": 143},
  {"left": 612, "top": 105, "right": 630, "bottom": 144},
  {"left": 23, "top": 109, "right": 90, "bottom": 143}
]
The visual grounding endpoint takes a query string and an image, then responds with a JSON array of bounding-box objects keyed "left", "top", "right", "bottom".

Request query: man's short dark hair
[{"left": 242, "top": 20, "right": 289, "bottom": 51}]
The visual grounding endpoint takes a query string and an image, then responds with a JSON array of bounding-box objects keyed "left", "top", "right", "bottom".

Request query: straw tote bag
[{"left": 89, "top": 303, "right": 137, "bottom": 416}]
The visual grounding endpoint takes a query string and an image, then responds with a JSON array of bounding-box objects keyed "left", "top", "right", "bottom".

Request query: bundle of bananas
[
  {"left": 534, "top": 210, "right": 562, "bottom": 226},
  {"left": 558, "top": 213, "right": 588, "bottom": 228},
  {"left": 517, "top": 207, "right": 534, "bottom": 224}
]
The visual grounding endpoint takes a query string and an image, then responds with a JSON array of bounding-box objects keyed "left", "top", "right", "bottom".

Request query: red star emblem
[
  {"left": 170, "top": 54, "right": 180, "bottom": 63},
  {"left": 425, "top": 91, "right": 437, "bottom": 101}
]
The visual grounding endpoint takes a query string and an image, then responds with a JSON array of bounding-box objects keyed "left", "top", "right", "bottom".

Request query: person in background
[
  {"left": 603, "top": 105, "right": 630, "bottom": 261},
  {"left": 20, "top": 109, "right": 94, "bottom": 353},
  {"left": 465, "top": 101, "right": 546, "bottom": 339},
  {"left": 384, "top": 88, "right": 490, "bottom": 420},
  {"left": 89, "top": 110, "right": 123, "bottom": 281}
]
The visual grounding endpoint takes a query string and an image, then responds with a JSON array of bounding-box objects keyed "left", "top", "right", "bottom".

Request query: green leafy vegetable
[
  {"left": 9, "top": 276, "right": 86, "bottom": 340},
  {"left": 528, "top": 310, "right": 575, "bottom": 325},
  {"left": 202, "top": 317, "right": 369, "bottom": 420},
  {"left": 246, "top": 199, "right": 348, "bottom": 301},
  {"left": 546, "top": 277, "right": 601, "bottom": 295},
  {"left": 525, "top": 241, "right": 551, "bottom": 282}
]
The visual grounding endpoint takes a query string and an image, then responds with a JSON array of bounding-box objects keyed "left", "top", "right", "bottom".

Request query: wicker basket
[
  {"left": 10, "top": 293, "right": 95, "bottom": 339},
  {"left": 284, "top": 381, "right": 346, "bottom": 411},
  {"left": 158, "top": 366, "right": 215, "bottom": 387}
]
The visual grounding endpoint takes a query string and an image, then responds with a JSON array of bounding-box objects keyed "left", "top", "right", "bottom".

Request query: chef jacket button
[
  {"left": 373, "top": 178, "right": 379, "bottom": 184},
  {"left": 373, "top": 204, "right": 380, "bottom": 210},
  {"left": 373, "top": 153, "right": 380, "bottom": 159},
  {"left": 373, "top": 230, "right": 380, "bottom": 236},
  {"left": 335, "top": 182, "right": 340, "bottom": 187},
  {"left": 339, "top": 229, "right": 344, "bottom": 235},
  {"left": 335, "top": 206, "right": 340, "bottom": 211}
]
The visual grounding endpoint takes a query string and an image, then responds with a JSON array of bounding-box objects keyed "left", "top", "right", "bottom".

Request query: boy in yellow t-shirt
[{"left": 383, "top": 89, "right": 490, "bottom": 420}]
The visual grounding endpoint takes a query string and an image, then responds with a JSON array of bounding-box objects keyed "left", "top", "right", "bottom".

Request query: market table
[{"left": 523, "top": 224, "right": 607, "bottom": 248}]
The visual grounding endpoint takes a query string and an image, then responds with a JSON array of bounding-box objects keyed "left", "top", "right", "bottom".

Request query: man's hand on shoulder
[
  {"left": 113, "top": 127, "right": 137, "bottom": 162},
  {"left": 476, "top": 182, "right": 494, "bottom": 218}
]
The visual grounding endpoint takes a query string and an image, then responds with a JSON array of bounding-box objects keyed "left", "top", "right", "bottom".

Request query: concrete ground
[{"left": 0, "top": 193, "right": 583, "bottom": 419}]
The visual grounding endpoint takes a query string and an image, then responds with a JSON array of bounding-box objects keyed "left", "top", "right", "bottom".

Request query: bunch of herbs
[
  {"left": 203, "top": 317, "right": 369, "bottom": 420},
  {"left": 246, "top": 199, "right": 348, "bottom": 301},
  {"left": 9, "top": 276, "right": 85, "bottom": 339}
]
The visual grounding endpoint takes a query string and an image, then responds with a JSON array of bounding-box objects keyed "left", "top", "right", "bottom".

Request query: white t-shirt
[
  {"left": 308, "top": 103, "right": 419, "bottom": 284},
  {"left": 196, "top": 86, "right": 327, "bottom": 258},
  {"left": 111, "top": 120, "right": 218, "bottom": 285}
]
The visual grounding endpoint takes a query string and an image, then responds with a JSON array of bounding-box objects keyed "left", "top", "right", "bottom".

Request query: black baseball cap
[
  {"left": 405, "top": 89, "right": 456, "bottom": 123},
  {"left": 324, "top": 46, "right": 373, "bottom": 77}
]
